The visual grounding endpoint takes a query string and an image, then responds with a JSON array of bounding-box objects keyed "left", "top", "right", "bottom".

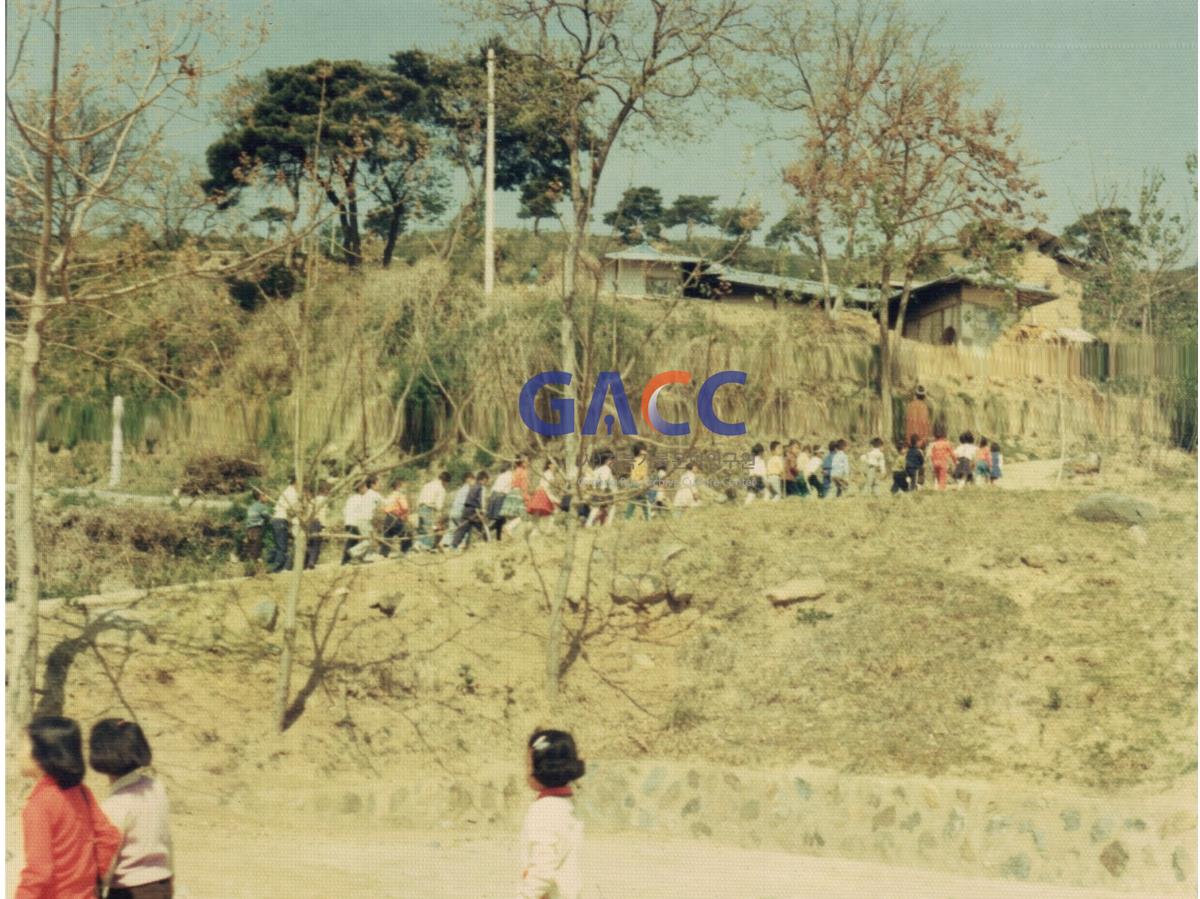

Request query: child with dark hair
[
  {"left": 623, "top": 444, "right": 651, "bottom": 521},
  {"left": 268, "top": 476, "right": 301, "bottom": 573},
  {"left": 765, "top": 441, "right": 785, "bottom": 501},
  {"left": 928, "top": 426, "right": 954, "bottom": 491},
  {"left": 904, "top": 434, "right": 925, "bottom": 492},
  {"left": 975, "top": 437, "right": 993, "bottom": 484},
  {"left": 89, "top": 719, "right": 174, "bottom": 899},
  {"left": 379, "top": 477, "right": 411, "bottom": 558},
  {"left": 451, "top": 471, "right": 490, "bottom": 550},
  {"left": 989, "top": 443, "right": 1004, "bottom": 483},
  {"left": 585, "top": 453, "right": 615, "bottom": 527},
  {"left": 304, "top": 481, "right": 332, "bottom": 570},
  {"left": 527, "top": 460, "right": 560, "bottom": 520},
  {"left": 241, "top": 486, "right": 272, "bottom": 563},
  {"left": 830, "top": 439, "right": 851, "bottom": 497},
  {"left": 890, "top": 441, "right": 910, "bottom": 493},
  {"left": 804, "top": 445, "right": 823, "bottom": 495},
  {"left": 819, "top": 441, "right": 836, "bottom": 498},
  {"left": 672, "top": 461, "right": 701, "bottom": 516},
  {"left": 745, "top": 443, "right": 767, "bottom": 504},
  {"left": 488, "top": 462, "right": 515, "bottom": 538},
  {"left": 862, "top": 437, "right": 886, "bottom": 496},
  {"left": 519, "top": 729, "right": 585, "bottom": 899},
  {"left": 17, "top": 716, "right": 122, "bottom": 899},
  {"left": 953, "top": 431, "right": 978, "bottom": 488}
]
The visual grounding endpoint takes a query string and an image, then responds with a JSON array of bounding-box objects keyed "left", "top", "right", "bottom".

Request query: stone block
[{"left": 1100, "top": 840, "right": 1129, "bottom": 878}]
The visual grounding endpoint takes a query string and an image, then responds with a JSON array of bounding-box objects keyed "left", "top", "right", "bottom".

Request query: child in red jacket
[
  {"left": 927, "top": 426, "right": 955, "bottom": 491},
  {"left": 17, "top": 716, "right": 122, "bottom": 899}
]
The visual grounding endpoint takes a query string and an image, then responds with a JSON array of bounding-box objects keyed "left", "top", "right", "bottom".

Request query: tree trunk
[
  {"left": 273, "top": 524, "right": 307, "bottom": 731},
  {"left": 532, "top": 217, "right": 540, "bottom": 237},
  {"left": 441, "top": 189, "right": 480, "bottom": 262},
  {"left": 11, "top": 294, "right": 48, "bottom": 735},
  {"left": 11, "top": 0, "right": 62, "bottom": 738},
  {"left": 344, "top": 166, "right": 362, "bottom": 269},
  {"left": 877, "top": 251, "right": 895, "bottom": 442},
  {"left": 815, "top": 234, "right": 833, "bottom": 316},
  {"left": 686, "top": 220, "right": 694, "bottom": 244},
  {"left": 893, "top": 271, "right": 916, "bottom": 340},
  {"left": 546, "top": 146, "right": 587, "bottom": 703},
  {"left": 381, "top": 206, "right": 403, "bottom": 268}
]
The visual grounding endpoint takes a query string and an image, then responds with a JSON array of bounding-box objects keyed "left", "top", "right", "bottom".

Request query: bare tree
[
  {"left": 265, "top": 75, "right": 476, "bottom": 728},
  {"left": 468, "top": 0, "right": 752, "bottom": 700},
  {"left": 761, "top": 0, "right": 1038, "bottom": 440},
  {"left": 4, "top": 0, "right": 291, "bottom": 735}
]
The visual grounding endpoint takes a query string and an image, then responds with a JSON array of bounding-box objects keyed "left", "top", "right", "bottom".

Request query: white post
[
  {"left": 109, "top": 395, "right": 124, "bottom": 489},
  {"left": 484, "top": 46, "right": 496, "bottom": 297}
]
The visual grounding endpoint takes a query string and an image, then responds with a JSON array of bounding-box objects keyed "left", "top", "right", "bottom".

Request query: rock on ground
[
  {"left": 250, "top": 600, "right": 278, "bottom": 631},
  {"left": 1074, "top": 493, "right": 1159, "bottom": 527},
  {"left": 765, "top": 577, "right": 827, "bottom": 606}
]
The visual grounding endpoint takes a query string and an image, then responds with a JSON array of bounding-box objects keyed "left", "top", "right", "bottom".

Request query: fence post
[{"left": 108, "top": 395, "right": 124, "bottom": 489}]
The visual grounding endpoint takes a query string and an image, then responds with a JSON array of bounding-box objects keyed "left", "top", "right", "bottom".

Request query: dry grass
[{"left": 26, "top": 460, "right": 1196, "bottom": 804}]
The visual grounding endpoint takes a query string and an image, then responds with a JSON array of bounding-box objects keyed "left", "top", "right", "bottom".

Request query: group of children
[
  {"left": 17, "top": 716, "right": 587, "bottom": 899},
  {"left": 241, "top": 428, "right": 1005, "bottom": 566},
  {"left": 901, "top": 429, "right": 1003, "bottom": 492},
  {"left": 743, "top": 432, "right": 1002, "bottom": 501}
]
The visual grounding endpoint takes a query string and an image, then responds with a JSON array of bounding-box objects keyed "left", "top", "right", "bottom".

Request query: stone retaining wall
[{"left": 243, "top": 760, "right": 1196, "bottom": 893}]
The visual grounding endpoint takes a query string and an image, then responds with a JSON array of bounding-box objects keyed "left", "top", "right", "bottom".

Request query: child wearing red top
[
  {"left": 927, "top": 426, "right": 954, "bottom": 491},
  {"left": 17, "top": 716, "right": 122, "bottom": 899}
]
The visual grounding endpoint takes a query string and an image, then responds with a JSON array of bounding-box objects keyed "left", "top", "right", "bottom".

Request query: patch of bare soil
[{"left": 6, "top": 459, "right": 1195, "bottom": 894}]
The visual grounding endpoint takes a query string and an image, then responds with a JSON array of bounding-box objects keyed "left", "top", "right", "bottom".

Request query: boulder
[
  {"left": 1127, "top": 525, "right": 1149, "bottom": 547},
  {"left": 1074, "top": 493, "right": 1159, "bottom": 527},
  {"left": 1068, "top": 453, "right": 1102, "bottom": 476},
  {"left": 765, "top": 577, "right": 827, "bottom": 606},
  {"left": 250, "top": 600, "right": 277, "bottom": 631},
  {"left": 1020, "top": 547, "right": 1051, "bottom": 569}
]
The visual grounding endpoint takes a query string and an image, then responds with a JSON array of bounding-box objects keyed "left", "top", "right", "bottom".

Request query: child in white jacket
[
  {"left": 519, "top": 729, "right": 585, "bottom": 899},
  {"left": 89, "top": 718, "right": 174, "bottom": 898}
]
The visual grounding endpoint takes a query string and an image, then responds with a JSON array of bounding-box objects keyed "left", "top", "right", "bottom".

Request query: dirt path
[
  {"left": 151, "top": 821, "right": 1181, "bottom": 898},
  {"left": 8, "top": 484, "right": 238, "bottom": 511},
  {"left": 994, "top": 459, "right": 1065, "bottom": 491},
  {"left": 6, "top": 815, "right": 1171, "bottom": 898}
]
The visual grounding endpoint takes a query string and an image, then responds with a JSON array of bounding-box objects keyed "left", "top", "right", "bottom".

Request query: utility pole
[{"left": 484, "top": 46, "right": 496, "bottom": 297}]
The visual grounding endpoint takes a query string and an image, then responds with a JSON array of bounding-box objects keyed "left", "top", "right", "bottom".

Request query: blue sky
[{"left": 9, "top": 0, "right": 1197, "bottom": 242}]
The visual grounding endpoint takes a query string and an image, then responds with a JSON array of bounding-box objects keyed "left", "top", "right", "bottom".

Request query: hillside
[{"left": 7, "top": 457, "right": 1196, "bottom": 890}]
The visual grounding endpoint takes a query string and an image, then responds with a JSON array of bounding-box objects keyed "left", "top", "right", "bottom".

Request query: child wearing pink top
[{"left": 89, "top": 719, "right": 174, "bottom": 899}]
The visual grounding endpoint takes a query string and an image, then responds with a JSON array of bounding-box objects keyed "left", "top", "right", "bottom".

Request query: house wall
[
  {"left": 903, "top": 284, "right": 963, "bottom": 344},
  {"left": 1013, "top": 241, "right": 1085, "bottom": 329},
  {"left": 605, "top": 260, "right": 682, "bottom": 297},
  {"left": 958, "top": 286, "right": 1021, "bottom": 347},
  {"left": 904, "top": 285, "right": 1021, "bottom": 347}
]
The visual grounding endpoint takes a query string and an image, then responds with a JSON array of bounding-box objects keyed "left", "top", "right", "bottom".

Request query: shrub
[
  {"left": 226, "top": 262, "right": 299, "bottom": 311},
  {"left": 180, "top": 454, "right": 263, "bottom": 495}
]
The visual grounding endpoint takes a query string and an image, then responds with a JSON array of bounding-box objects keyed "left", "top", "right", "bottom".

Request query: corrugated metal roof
[
  {"left": 708, "top": 264, "right": 876, "bottom": 304},
  {"left": 910, "top": 270, "right": 1058, "bottom": 301},
  {"left": 603, "top": 242, "right": 704, "bottom": 264}
]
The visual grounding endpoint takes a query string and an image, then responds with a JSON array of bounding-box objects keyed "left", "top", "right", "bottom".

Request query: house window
[{"left": 646, "top": 276, "right": 676, "bottom": 297}]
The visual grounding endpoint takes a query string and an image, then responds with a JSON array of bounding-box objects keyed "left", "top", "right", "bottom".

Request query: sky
[{"left": 7, "top": 0, "right": 1198, "bottom": 243}]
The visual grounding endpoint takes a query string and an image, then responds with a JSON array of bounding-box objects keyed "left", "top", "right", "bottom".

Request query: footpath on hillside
[{"left": 41, "top": 458, "right": 1069, "bottom": 609}]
